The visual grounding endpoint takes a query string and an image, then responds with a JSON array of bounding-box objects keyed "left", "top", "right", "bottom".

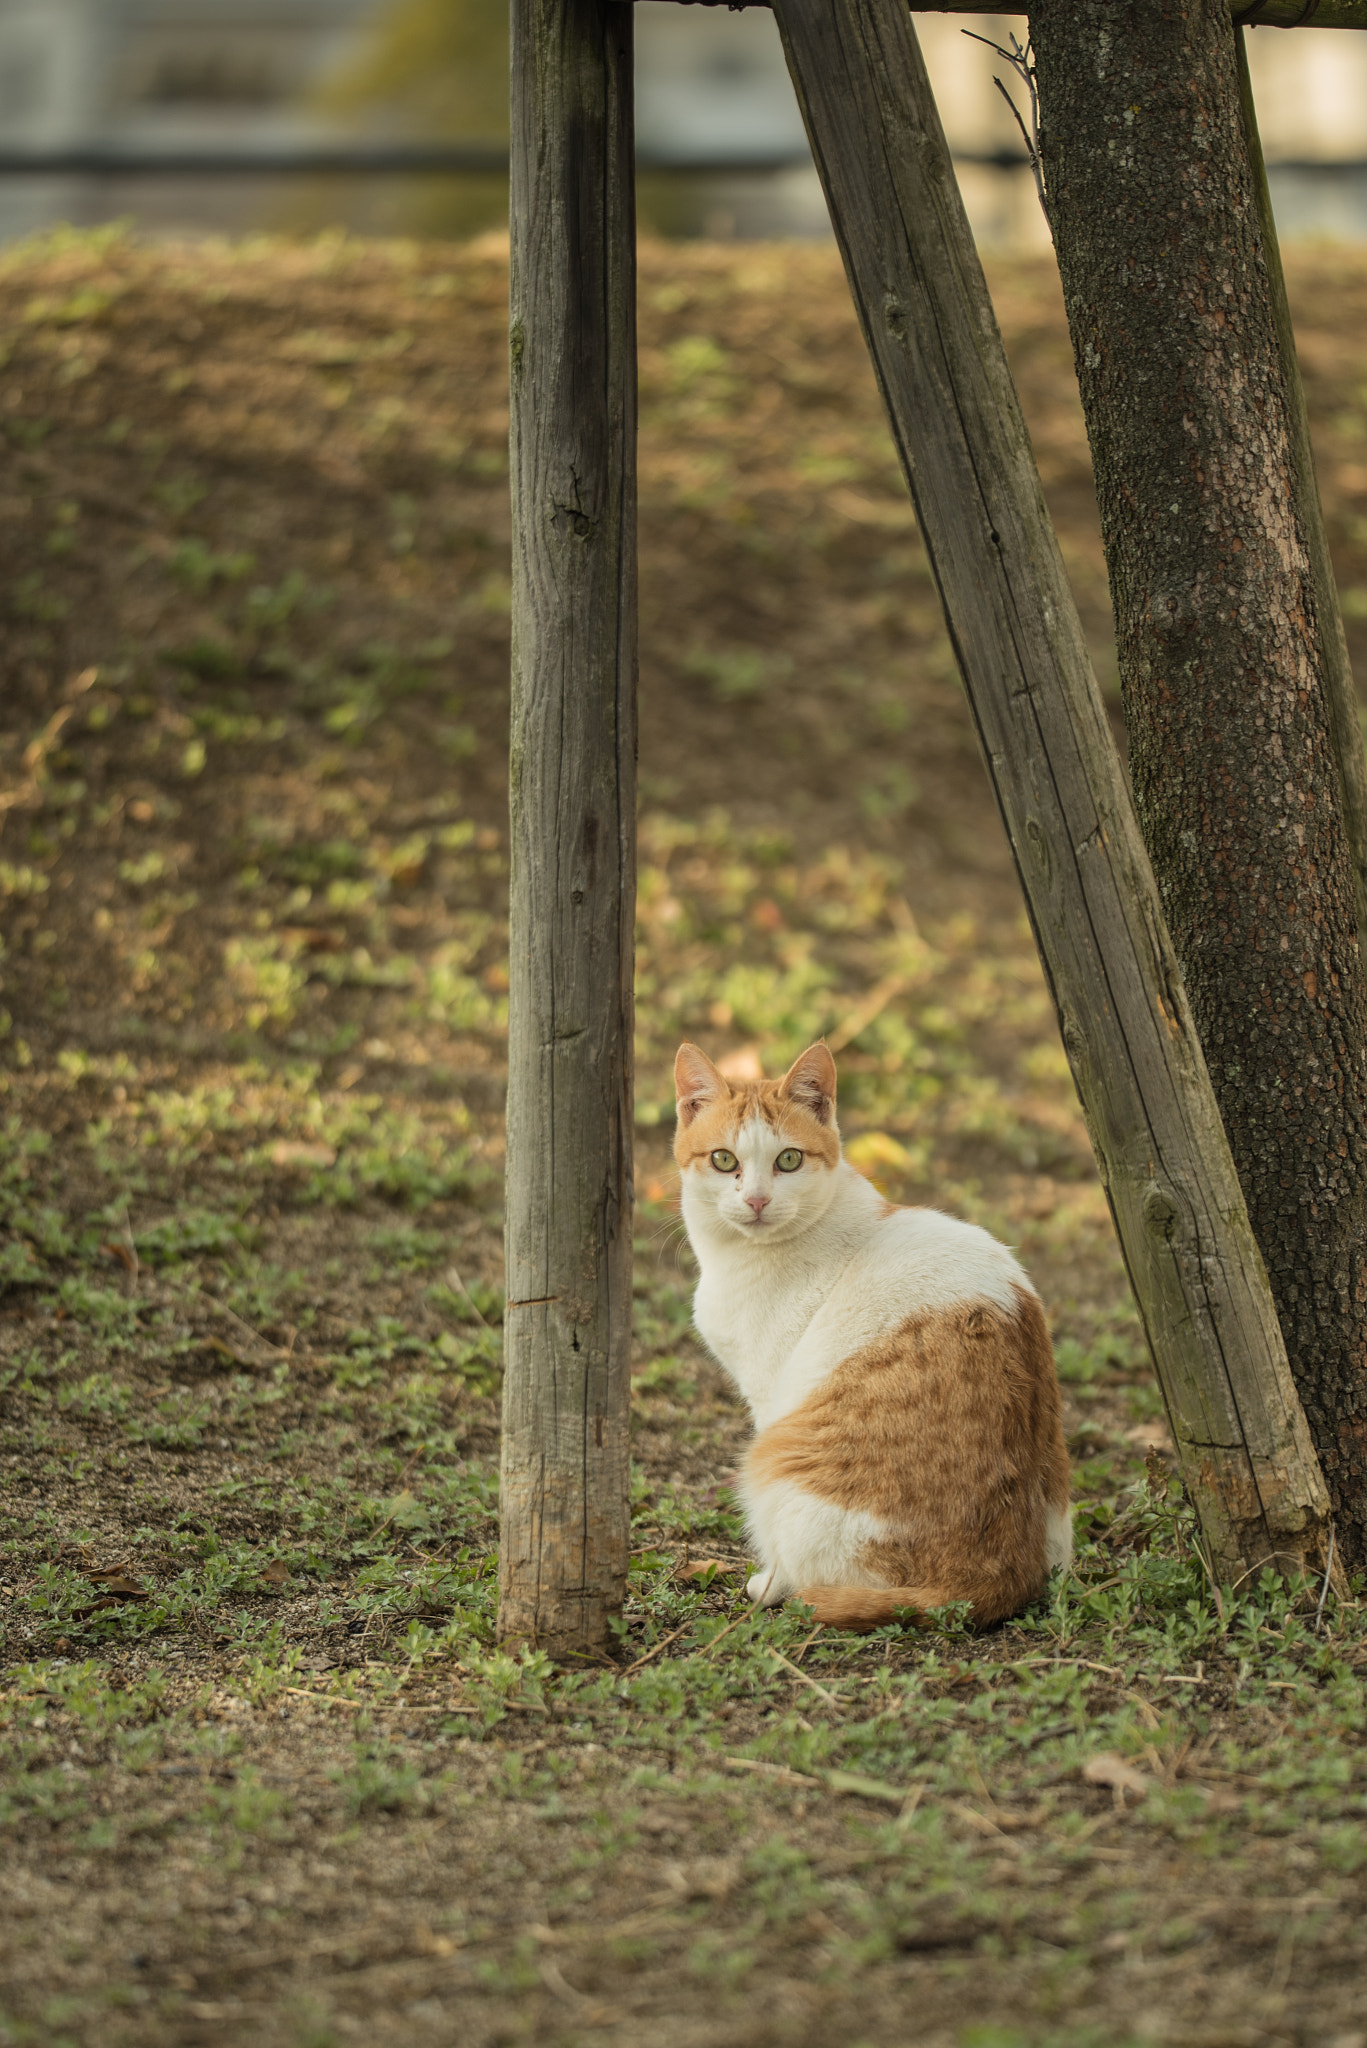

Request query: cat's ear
[
  {"left": 675, "top": 1043, "right": 727, "bottom": 1127},
  {"left": 780, "top": 1042, "right": 837, "bottom": 1124}
]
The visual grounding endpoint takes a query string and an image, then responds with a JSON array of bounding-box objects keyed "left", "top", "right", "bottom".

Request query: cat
[{"left": 674, "top": 1039, "right": 1071, "bottom": 1630}]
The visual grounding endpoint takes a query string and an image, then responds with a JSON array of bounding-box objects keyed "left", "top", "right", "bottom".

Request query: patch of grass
[{"left": 3, "top": 227, "right": 1367, "bottom": 2047}]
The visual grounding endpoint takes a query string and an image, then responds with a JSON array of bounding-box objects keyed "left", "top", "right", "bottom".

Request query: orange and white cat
[{"left": 675, "top": 1040, "right": 1071, "bottom": 1630}]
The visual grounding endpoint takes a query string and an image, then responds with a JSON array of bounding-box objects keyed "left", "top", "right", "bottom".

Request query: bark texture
[
  {"left": 1234, "top": 31, "right": 1367, "bottom": 962},
  {"left": 772, "top": 0, "right": 1334, "bottom": 1586},
  {"left": 1033, "top": 0, "right": 1367, "bottom": 1561},
  {"left": 501, "top": 0, "right": 636, "bottom": 1654}
]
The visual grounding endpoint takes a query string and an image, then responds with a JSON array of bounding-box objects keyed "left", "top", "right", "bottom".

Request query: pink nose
[{"left": 744, "top": 1193, "right": 770, "bottom": 1215}]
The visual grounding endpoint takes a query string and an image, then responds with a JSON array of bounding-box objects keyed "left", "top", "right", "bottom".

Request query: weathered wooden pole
[
  {"left": 500, "top": 0, "right": 637, "bottom": 1656},
  {"left": 772, "top": 0, "right": 1336, "bottom": 1585}
]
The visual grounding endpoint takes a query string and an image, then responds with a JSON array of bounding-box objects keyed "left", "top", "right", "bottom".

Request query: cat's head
[{"left": 673, "top": 1041, "right": 841, "bottom": 1243}]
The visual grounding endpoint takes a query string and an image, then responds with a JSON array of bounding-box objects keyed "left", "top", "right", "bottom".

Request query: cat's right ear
[
  {"left": 675, "top": 1043, "right": 726, "bottom": 1128},
  {"left": 780, "top": 1042, "right": 837, "bottom": 1124}
]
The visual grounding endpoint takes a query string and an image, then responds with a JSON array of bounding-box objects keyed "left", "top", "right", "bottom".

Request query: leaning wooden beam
[
  {"left": 1235, "top": 27, "right": 1367, "bottom": 962},
  {"left": 501, "top": 0, "right": 637, "bottom": 1656},
  {"left": 645, "top": 0, "right": 1367, "bottom": 26},
  {"left": 771, "top": 0, "right": 1336, "bottom": 1585}
]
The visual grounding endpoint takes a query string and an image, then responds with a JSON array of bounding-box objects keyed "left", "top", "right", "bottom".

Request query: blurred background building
[{"left": 0, "top": 0, "right": 1364, "bottom": 248}]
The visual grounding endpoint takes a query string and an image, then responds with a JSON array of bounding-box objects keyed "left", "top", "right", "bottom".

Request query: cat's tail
[{"left": 797, "top": 1578, "right": 1028, "bottom": 1632}]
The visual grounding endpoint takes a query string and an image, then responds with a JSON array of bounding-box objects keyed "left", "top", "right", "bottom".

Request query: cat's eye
[
  {"left": 710, "top": 1149, "right": 738, "bottom": 1172},
  {"left": 775, "top": 1148, "right": 804, "bottom": 1172}
]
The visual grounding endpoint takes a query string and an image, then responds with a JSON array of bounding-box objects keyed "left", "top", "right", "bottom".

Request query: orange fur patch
[
  {"left": 750, "top": 1289, "right": 1069, "bottom": 1629},
  {"left": 674, "top": 1083, "right": 840, "bottom": 1171},
  {"left": 673, "top": 1042, "right": 839, "bottom": 1169}
]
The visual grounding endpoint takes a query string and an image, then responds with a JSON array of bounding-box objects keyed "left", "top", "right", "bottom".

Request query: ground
[{"left": 3, "top": 226, "right": 1367, "bottom": 2048}]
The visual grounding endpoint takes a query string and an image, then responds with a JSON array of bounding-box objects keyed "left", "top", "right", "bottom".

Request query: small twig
[
  {"left": 282, "top": 1687, "right": 477, "bottom": 1715},
  {"left": 1190, "top": 1541, "right": 1227, "bottom": 1629},
  {"left": 1225, "top": 1550, "right": 1314, "bottom": 1596},
  {"left": 991, "top": 74, "right": 1041, "bottom": 192},
  {"left": 280, "top": 1687, "right": 366, "bottom": 1711},
  {"left": 826, "top": 973, "right": 910, "bottom": 1056},
  {"left": 539, "top": 1955, "right": 594, "bottom": 2013},
  {"left": 621, "top": 1623, "right": 693, "bottom": 1676},
  {"left": 1004, "top": 1655, "right": 1125, "bottom": 1679},
  {"left": 110, "top": 1198, "right": 138, "bottom": 1297},
  {"left": 364, "top": 1443, "right": 431, "bottom": 1543},
  {"left": 163, "top": 1269, "right": 288, "bottom": 1363},
  {"left": 444, "top": 1264, "right": 490, "bottom": 1330},
  {"left": 698, "top": 1602, "right": 763, "bottom": 1660},
  {"left": 962, "top": 28, "right": 1049, "bottom": 224},
  {"left": 216, "top": 1299, "right": 284, "bottom": 1356},
  {"left": 724, "top": 1756, "right": 821, "bottom": 1788},
  {"left": 897, "top": 1780, "right": 926, "bottom": 1825},
  {"left": 1315, "top": 1522, "right": 1337, "bottom": 1633},
  {"left": 767, "top": 1647, "right": 840, "bottom": 1707}
]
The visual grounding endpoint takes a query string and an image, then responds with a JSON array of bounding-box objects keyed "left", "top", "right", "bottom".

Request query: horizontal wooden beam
[{"left": 641, "top": 0, "right": 1367, "bottom": 24}]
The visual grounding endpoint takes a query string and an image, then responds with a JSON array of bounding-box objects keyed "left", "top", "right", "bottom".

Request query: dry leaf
[
  {"left": 412, "top": 1923, "right": 459, "bottom": 1958},
  {"left": 103, "top": 1240, "right": 138, "bottom": 1275},
  {"left": 678, "top": 1559, "right": 735, "bottom": 1581},
  {"left": 259, "top": 1559, "right": 290, "bottom": 1585},
  {"left": 1082, "top": 1752, "right": 1152, "bottom": 1801},
  {"left": 947, "top": 1801, "right": 1005, "bottom": 1836},
  {"left": 73, "top": 1572, "right": 151, "bottom": 1619},
  {"left": 991, "top": 1804, "right": 1048, "bottom": 1831},
  {"left": 715, "top": 1047, "right": 763, "bottom": 1082},
  {"left": 269, "top": 1140, "right": 338, "bottom": 1169},
  {"left": 84, "top": 1570, "right": 148, "bottom": 1597},
  {"left": 277, "top": 925, "right": 347, "bottom": 953},
  {"left": 827, "top": 1770, "right": 910, "bottom": 1806},
  {"left": 665, "top": 1856, "right": 740, "bottom": 1901}
]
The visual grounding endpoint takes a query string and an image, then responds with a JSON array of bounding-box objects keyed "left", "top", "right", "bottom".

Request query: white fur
[
  {"left": 684, "top": 1140, "right": 1031, "bottom": 1432},
  {"left": 740, "top": 1484, "right": 885, "bottom": 1606},
  {"left": 1045, "top": 1503, "right": 1074, "bottom": 1573},
  {"left": 682, "top": 1119, "right": 1045, "bottom": 1601}
]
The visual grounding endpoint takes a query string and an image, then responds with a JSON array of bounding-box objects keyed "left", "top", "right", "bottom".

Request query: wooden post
[
  {"left": 1235, "top": 27, "right": 1367, "bottom": 962},
  {"left": 500, "top": 0, "right": 637, "bottom": 1656},
  {"left": 772, "top": 0, "right": 1336, "bottom": 1585}
]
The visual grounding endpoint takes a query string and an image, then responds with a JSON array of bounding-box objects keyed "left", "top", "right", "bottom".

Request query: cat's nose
[{"left": 744, "top": 1193, "right": 770, "bottom": 1215}]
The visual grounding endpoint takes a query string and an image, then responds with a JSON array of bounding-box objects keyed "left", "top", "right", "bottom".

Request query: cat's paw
[{"left": 746, "top": 1569, "right": 787, "bottom": 1607}]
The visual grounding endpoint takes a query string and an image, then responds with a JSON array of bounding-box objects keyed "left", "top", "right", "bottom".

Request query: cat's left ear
[
  {"left": 675, "top": 1042, "right": 727, "bottom": 1127},
  {"left": 780, "top": 1042, "right": 837, "bottom": 1125}
]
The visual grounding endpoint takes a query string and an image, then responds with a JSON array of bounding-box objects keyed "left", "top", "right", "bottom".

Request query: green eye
[
  {"left": 710, "top": 1149, "right": 738, "bottom": 1172},
  {"left": 775, "top": 1148, "right": 803, "bottom": 1172}
]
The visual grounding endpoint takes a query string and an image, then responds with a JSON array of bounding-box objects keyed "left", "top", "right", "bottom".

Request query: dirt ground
[{"left": 4, "top": 226, "right": 1367, "bottom": 2048}]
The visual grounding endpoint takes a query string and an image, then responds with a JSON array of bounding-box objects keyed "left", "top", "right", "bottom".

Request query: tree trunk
[
  {"left": 500, "top": 0, "right": 637, "bottom": 1656},
  {"left": 772, "top": 0, "right": 1335, "bottom": 1588},
  {"left": 1033, "top": 0, "right": 1367, "bottom": 1563},
  {"left": 1233, "top": 29, "right": 1367, "bottom": 963}
]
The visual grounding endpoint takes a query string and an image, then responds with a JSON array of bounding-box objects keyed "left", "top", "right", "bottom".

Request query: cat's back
[
  {"left": 834, "top": 1197, "right": 1027, "bottom": 1326},
  {"left": 774, "top": 1197, "right": 1035, "bottom": 1413}
]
